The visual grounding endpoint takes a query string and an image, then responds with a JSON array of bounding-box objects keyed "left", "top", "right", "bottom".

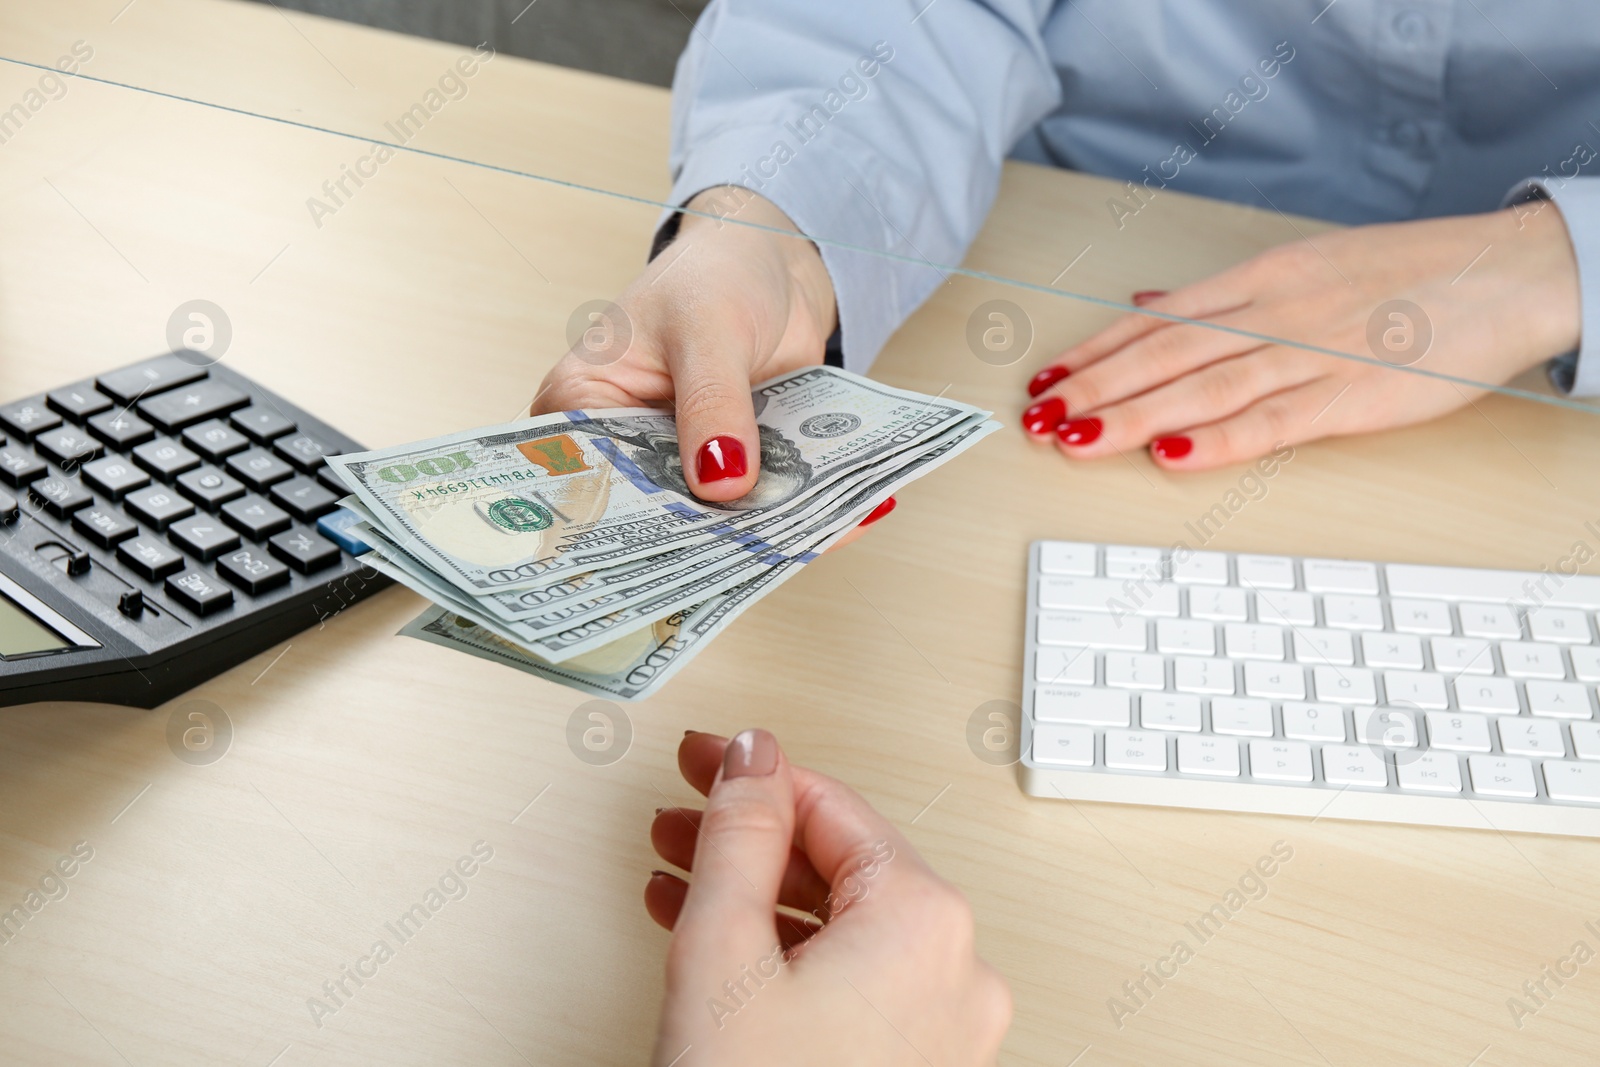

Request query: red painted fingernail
[
  {"left": 696, "top": 435, "right": 747, "bottom": 483},
  {"left": 1057, "top": 417, "right": 1102, "bottom": 446},
  {"left": 1022, "top": 397, "right": 1067, "bottom": 435},
  {"left": 1132, "top": 290, "right": 1168, "bottom": 306},
  {"left": 1152, "top": 435, "right": 1193, "bottom": 460},
  {"left": 1027, "top": 364, "right": 1071, "bottom": 397},
  {"left": 858, "top": 496, "right": 896, "bottom": 526}
]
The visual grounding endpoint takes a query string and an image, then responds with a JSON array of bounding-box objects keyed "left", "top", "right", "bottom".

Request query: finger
[
  {"left": 645, "top": 871, "right": 821, "bottom": 949},
  {"left": 1052, "top": 284, "right": 1253, "bottom": 375},
  {"left": 1151, "top": 375, "right": 1339, "bottom": 470},
  {"left": 663, "top": 338, "right": 761, "bottom": 503},
  {"left": 670, "top": 729, "right": 797, "bottom": 975},
  {"left": 653, "top": 807, "right": 833, "bottom": 915},
  {"left": 1044, "top": 311, "right": 1265, "bottom": 416},
  {"left": 825, "top": 495, "right": 895, "bottom": 551}
]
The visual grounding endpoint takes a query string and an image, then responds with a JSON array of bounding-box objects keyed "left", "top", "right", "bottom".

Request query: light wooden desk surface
[{"left": 1, "top": 2, "right": 1597, "bottom": 1064}]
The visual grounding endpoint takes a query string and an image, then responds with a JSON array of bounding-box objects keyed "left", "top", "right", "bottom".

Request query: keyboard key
[
  {"left": 137, "top": 379, "right": 249, "bottom": 432},
  {"left": 176, "top": 466, "right": 246, "bottom": 509},
  {"left": 1321, "top": 745, "right": 1388, "bottom": 787},
  {"left": 1360, "top": 632, "right": 1423, "bottom": 669},
  {"left": 1314, "top": 665, "right": 1377, "bottom": 704},
  {"left": 1454, "top": 676, "right": 1521, "bottom": 714},
  {"left": 1244, "top": 661, "right": 1304, "bottom": 699},
  {"left": 1173, "top": 657, "right": 1235, "bottom": 694},
  {"left": 1526, "top": 681, "right": 1592, "bottom": 719},
  {"left": 1156, "top": 619, "right": 1214, "bottom": 655},
  {"left": 1467, "top": 755, "right": 1537, "bottom": 798},
  {"left": 28, "top": 477, "right": 92, "bottom": 518},
  {"left": 1431, "top": 637, "right": 1495, "bottom": 675},
  {"left": 221, "top": 494, "right": 292, "bottom": 539},
  {"left": 46, "top": 381, "right": 113, "bottom": 421},
  {"left": 35, "top": 427, "right": 103, "bottom": 467},
  {"left": 72, "top": 506, "right": 138, "bottom": 548},
  {"left": 132, "top": 437, "right": 202, "bottom": 480},
  {"left": 216, "top": 546, "right": 291, "bottom": 595},
  {"left": 1105, "top": 730, "right": 1168, "bottom": 771},
  {"left": 1039, "top": 612, "right": 1146, "bottom": 650},
  {"left": 270, "top": 475, "right": 338, "bottom": 521},
  {"left": 1498, "top": 718, "right": 1564, "bottom": 757},
  {"left": 1031, "top": 724, "right": 1095, "bottom": 767},
  {"left": 1573, "top": 648, "right": 1600, "bottom": 682},
  {"left": 1355, "top": 707, "right": 1418, "bottom": 748},
  {"left": 1387, "top": 563, "right": 1600, "bottom": 609},
  {"left": 80, "top": 457, "right": 150, "bottom": 501},
  {"left": 1302, "top": 559, "right": 1378, "bottom": 595},
  {"left": 123, "top": 486, "right": 195, "bottom": 530},
  {"left": 1171, "top": 551, "right": 1227, "bottom": 584},
  {"left": 181, "top": 418, "right": 251, "bottom": 461},
  {"left": 1389, "top": 598, "right": 1453, "bottom": 635},
  {"left": 1235, "top": 554, "right": 1296, "bottom": 589},
  {"left": 1188, "top": 586, "right": 1249, "bottom": 621},
  {"left": 268, "top": 527, "right": 342, "bottom": 574},
  {"left": 225, "top": 447, "right": 295, "bottom": 491},
  {"left": 1139, "top": 693, "right": 1201, "bottom": 731},
  {"left": 1500, "top": 642, "right": 1566, "bottom": 680},
  {"left": 1293, "top": 628, "right": 1354, "bottom": 665},
  {"left": 1322, "top": 594, "right": 1384, "bottom": 630},
  {"left": 0, "top": 398, "right": 61, "bottom": 439},
  {"left": 1210, "top": 697, "right": 1274, "bottom": 736},
  {"left": 165, "top": 569, "right": 235, "bottom": 615},
  {"left": 1105, "top": 653, "right": 1165, "bottom": 689},
  {"left": 1528, "top": 607, "right": 1592, "bottom": 644},
  {"left": 1397, "top": 752, "right": 1462, "bottom": 794},
  {"left": 1177, "top": 735, "right": 1239, "bottom": 777},
  {"left": 1573, "top": 723, "right": 1600, "bottom": 760},
  {"left": 1282, "top": 702, "right": 1345, "bottom": 741},
  {"left": 1034, "top": 685, "right": 1129, "bottom": 726},
  {"left": 1248, "top": 740, "right": 1313, "bottom": 782},
  {"left": 1104, "top": 545, "right": 1164, "bottom": 579},
  {"left": 167, "top": 516, "right": 241, "bottom": 561},
  {"left": 86, "top": 409, "right": 155, "bottom": 449},
  {"left": 1225, "top": 623, "right": 1284, "bottom": 661},
  {"left": 1544, "top": 761, "right": 1600, "bottom": 802},
  {"left": 1254, "top": 590, "right": 1315, "bottom": 627},
  {"left": 231, "top": 404, "right": 297, "bottom": 442},
  {"left": 275, "top": 432, "right": 334, "bottom": 470},
  {"left": 117, "top": 536, "right": 185, "bottom": 580},
  {"left": 0, "top": 448, "right": 46, "bottom": 487},
  {"left": 1034, "top": 646, "right": 1095, "bottom": 685},
  {"left": 1381, "top": 670, "right": 1449, "bottom": 709},
  {"left": 1425, "top": 712, "right": 1492, "bottom": 752},
  {"left": 316, "top": 508, "right": 372, "bottom": 555},
  {"left": 96, "top": 353, "right": 207, "bottom": 403},
  {"left": 1038, "top": 541, "right": 1096, "bottom": 576},
  {"left": 1038, "top": 576, "right": 1178, "bottom": 617},
  {"left": 1459, "top": 604, "right": 1521, "bottom": 640}
]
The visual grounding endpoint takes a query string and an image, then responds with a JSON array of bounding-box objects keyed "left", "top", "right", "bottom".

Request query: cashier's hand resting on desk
[{"left": 645, "top": 729, "right": 1011, "bottom": 1066}]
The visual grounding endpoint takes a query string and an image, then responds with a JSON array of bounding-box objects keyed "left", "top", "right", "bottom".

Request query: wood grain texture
[{"left": 0, "top": 2, "right": 1596, "bottom": 1064}]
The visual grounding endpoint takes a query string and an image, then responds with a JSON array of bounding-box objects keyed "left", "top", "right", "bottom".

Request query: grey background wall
[{"left": 247, "top": 0, "right": 710, "bottom": 86}]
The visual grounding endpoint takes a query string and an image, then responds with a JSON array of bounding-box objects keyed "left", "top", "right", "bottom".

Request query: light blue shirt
[{"left": 661, "top": 0, "right": 1600, "bottom": 395}]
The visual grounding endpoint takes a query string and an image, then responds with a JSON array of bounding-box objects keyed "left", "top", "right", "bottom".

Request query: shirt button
[
  {"left": 1392, "top": 9, "right": 1430, "bottom": 42},
  {"left": 1391, "top": 120, "right": 1424, "bottom": 150}
]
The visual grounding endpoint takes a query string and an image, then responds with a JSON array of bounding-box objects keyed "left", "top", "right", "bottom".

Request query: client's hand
[
  {"left": 1022, "top": 205, "right": 1582, "bottom": 470},
  {"left": 532, "top": 188, "right": 837, "bottom": 502},
  {"left": 646, "top": 730, "right": 1011, "bottom": 1066}
]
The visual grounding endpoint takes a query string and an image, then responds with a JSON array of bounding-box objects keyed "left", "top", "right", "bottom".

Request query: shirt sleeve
[
  {"left": 655, "top": 0, "right": 1062, "bottom": 373},
  {"left": 1503, "top": 175, "right": 1600, "bottom": 397}
]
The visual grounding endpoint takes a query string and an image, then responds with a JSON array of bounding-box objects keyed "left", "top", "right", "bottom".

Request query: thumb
[
  {"left": 666, "top": 342, "right": 761, "bottom": 503},
  {"left": 670, "top": 729, "right": 794, "bottom": 978}
]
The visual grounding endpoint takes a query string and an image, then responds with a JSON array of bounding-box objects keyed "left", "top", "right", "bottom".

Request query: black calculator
[{"left": 0, "top": 353, "right": 390, "bottom": 707}]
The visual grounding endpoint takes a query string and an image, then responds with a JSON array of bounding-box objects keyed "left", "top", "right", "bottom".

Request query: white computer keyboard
[{"left": 1020, "top": 541, "right": 1600, "bottom": 836}]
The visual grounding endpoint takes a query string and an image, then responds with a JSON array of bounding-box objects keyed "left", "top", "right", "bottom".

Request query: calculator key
[
  {"left": 181, "top": 418, "right": 251, "bottom": 461},
  {"left": 35, "top": 427, "right": 103, "bottom": 467},
  {"left": 123, "top": 486, "right": 195, "bottom": 530},
  {"left": 72, "top": 506, "right": 138, "bottom": 548},
  {"left": 225, "top": 447, "right": 295, "bottom": 491},
  {"left": 1397, "top": 752, "right": 1462, "bottom": 794},
  {"left": 1104, "top": 730, "right": 1168, "bottom": 771},
  {"left": 317, "top": 467, "right": 349, "bottom": 495},
  {"left": 80, "top": 457, "right": 150, "bottom": 501},
  {"left": 1177, "top": 735, "right": 1239, "bottom": 777},
  {"left": 176, "top": 466, "right": 246, "bottom": 509},
  {"left": 269, "top": 527, "right": 341, "bottom": 573},
  {"left": 28, "top": 477, "right": 92, "bottom": 518},
  {"left": 97, "top": 354, "right": 207, "bottom": 403},
  {"left": 132, "top": 437, "right": 202, "bottom": 480},
  {"left": 1467, "top": 755, "right": 1537, "bottom": 799},
  {"left": 0, "top": 398, "right": 61, "bottom": 439},
  {"left": 1543, "top": 761, "right": 1600, "bottom": 803},
  {"left": 167, "top": 516, "right": 241, "bottom": 561},
  {"left": 0, "top": 489, "right": 16, "bottom": 524},
  {"left": 0, "top": 448, "right": 47, "bottom": 486},
  {"left": 1248, "top": 740, "right": 1313, "bottom": 782},
  {"left": 316, "top": 507, "right": 372, "bottom": 555},
  {"left": 117, "top": 536, "right": 185, "bottom": 580},
  {"left": 1321, "top": 745, "right": 1388, "bottom": 787},
  {"left": 221, "top": 493, "right": 292, "bottom": 539},
  {"left": 137, "top": 379, "right": 249, "bottom": 432},
  {"left": 270, "top": 475, "right": 338, "bottom": 521},
  {"left": 86, "top": 409, "right": 156, "bottom": 449},
  {"left": 165, "top": 569, "right": 234, "bottom": 616},
  {"left": 46, "top": 382, "right": 113, "bottom": 421},
  {"left": 216, "top": 547, "right": 291, "bottom": 595},
  {"left": 1031, "top": 724, "right": 1095, "bottom": 767},
  {"left": 275, "top": 432, "right": 334, "bottom": 471},
  {"left": 231, "top": 404, "right": 297, "bottom": 442}
]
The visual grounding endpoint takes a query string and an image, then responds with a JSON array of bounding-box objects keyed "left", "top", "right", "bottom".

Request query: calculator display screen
[{"left": 0, "top": 592, "right": 72, "bottom": 658}]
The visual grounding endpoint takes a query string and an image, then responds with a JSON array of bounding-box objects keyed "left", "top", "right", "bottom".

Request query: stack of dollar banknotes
[{"left": 326, "top": 367, "right": 998, "bottom": 700}]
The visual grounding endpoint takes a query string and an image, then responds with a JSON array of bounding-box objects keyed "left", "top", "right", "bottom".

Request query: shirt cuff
[
  {"left": 649, "top": 123, "right": 942, "bottom": 375},
  {"left": 1502, "top": 176, "right": 1600, "bottom": 396}
]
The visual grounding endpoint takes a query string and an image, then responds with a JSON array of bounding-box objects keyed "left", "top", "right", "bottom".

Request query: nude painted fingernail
[{"left": 722, "top": 728, "right": 779, "bottom": 779}]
